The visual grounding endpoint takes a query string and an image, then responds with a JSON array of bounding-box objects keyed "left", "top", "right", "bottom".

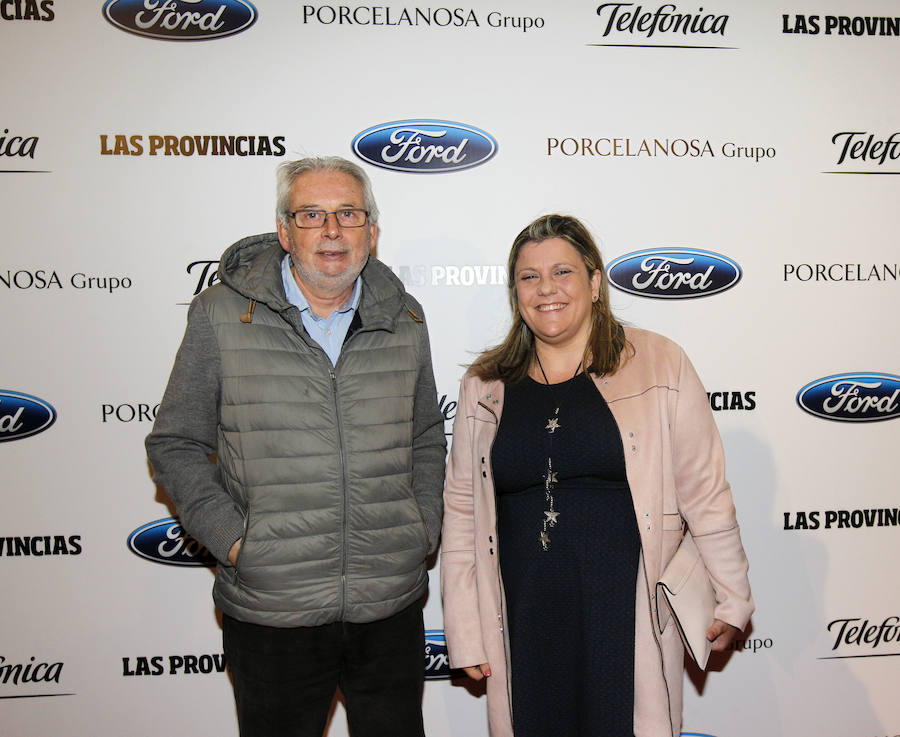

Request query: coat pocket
[{"left": 233, "top": 504, "right": 253, "bottom": 579}]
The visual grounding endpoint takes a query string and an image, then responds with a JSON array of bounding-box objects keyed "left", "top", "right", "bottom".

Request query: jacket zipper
[
  {"left": 330, "top": 366, "right": 350, "bottom": 619},
  {"left": 283, "top": 305, "right": 374, "bottom": 621}
]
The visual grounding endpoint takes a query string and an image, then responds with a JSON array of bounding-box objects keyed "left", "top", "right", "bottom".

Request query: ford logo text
[
  {"left": 424, "top": 629, "right": 452, "bottom": 680},
  {"left": 606, "top": 248, "right": 741, "bottom": 299},
  {"left": 127, "top": 518, "right": 217, "bottom": 566},
  {"left": 103, "top": 0, "right": 258, "bottom": 41},
  {"left": 797, "top": 373, "right": 900, "bottom": 422},
  {"left": 352, "top": 120, "right": 497, "bottom": 173},
  {"left": 0, "top": 390, "right": 57, "bottom": 442}
]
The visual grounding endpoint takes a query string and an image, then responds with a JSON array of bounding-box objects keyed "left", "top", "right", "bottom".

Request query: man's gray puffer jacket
[{"left": 146, "top": 234, "right": 447, "bottom": 627}]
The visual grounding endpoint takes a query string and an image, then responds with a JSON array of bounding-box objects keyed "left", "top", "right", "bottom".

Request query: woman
[{"left": 440, "top": 214, "right": 753, "bottom": 737}]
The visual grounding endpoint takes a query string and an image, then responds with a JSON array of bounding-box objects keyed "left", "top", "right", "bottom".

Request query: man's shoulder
[
  {"left": 362, "top": 257, "right": 427, "bottom": 321},
  {"left": 362, "top": 256, "right": 404, "bottom": 293},
  {"left": 220, "top": 232, "right": 280, "bottom": 272},
  {"left": 195, "top": 280, "right": 244, "bottom": 309},
  {"left": 196, "top": 234, "right": 285, "bottom": 309}
]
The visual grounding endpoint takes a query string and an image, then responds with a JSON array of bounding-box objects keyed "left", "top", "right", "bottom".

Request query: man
[{"left": 146, "top": 156, "right": 446, "bottom": 737}]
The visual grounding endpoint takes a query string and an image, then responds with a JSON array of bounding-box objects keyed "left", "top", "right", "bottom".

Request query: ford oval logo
[
  {"left": 797, "top": 373, "right": 900, "bottom": 422},
  {"left": 424, "top": 629, "right": 452, "bottom": 680},
  {"left": 607, "top": 248, "right": 741, "bottom": 299},
  {"left": 127, "top": 518, "right": 217, "bottom": 566},
  {"left": 103, "top": 0, "right": 257, "bottom": 41},
  {"left": 352, "top": 120, "right": 498, "bottom": 173},
  {"left": 0, "top": 390, "right": 57, "bottom": 442}
]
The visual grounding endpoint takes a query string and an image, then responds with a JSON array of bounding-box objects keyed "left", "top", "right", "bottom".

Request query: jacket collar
[{"left": 217, "top": 232, "right": 407, "bottom": 332}]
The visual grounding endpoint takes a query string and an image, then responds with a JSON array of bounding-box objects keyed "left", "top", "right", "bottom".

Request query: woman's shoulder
[
  {"left": 460, "top": 369, "right": 503, "bottom": 393},
  {"left": 611, "top": 326, "right": 694, "bottom": 390},
  {"left": 453, "top": 370, "right": 504, "bottom": 415},
  {"left": 623, "top": 325, "right": 686, "bottom": 360}
]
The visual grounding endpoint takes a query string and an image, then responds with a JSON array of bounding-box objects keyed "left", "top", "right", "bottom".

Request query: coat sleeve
[
  {"left": 670, "top": 348, "right": 755, "bottom": 631},
  {"left": 440, "top": 374, "right": 489, "bottom": 668},
  {"left": 410, "top": 310, "right": 448, "bottom": 554},
  {"left": 144, "top": 298, "right": 245, "bottom": 565}
]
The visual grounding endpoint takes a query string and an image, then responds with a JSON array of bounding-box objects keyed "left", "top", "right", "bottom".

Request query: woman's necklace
[{"left": 534, "top": 352, "right": 582, "bottom": 552}]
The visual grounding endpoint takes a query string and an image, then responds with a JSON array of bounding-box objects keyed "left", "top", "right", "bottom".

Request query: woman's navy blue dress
[{"left": 492, "top": 373, "right": 640, "bottom": 737}]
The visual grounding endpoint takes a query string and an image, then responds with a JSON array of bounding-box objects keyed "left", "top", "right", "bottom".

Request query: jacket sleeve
[
  {"left": 671, "top": 347, "right": 755, "bottom": 631},
  {"left": 144, "top": 298, "right": 245, "bottom": 565},
  {"left": 440, "top": 374, "right": 488, "bottom": 668},
  {"left": 410, "top": 310, "right": 448, "bottom": 554}
]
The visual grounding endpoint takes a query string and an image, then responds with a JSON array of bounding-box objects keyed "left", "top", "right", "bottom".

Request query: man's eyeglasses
[{"left": 287, "top": 209, "right": 369, "bottom": 229}]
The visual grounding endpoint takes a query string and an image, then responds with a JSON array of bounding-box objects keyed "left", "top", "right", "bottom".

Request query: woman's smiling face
[{"left": 514, "top": 237, "right": 601, "bottom": 351}]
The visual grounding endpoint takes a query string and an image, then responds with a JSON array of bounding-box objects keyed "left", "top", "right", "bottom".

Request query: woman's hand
[
  {"left": 706, "top": 619, "right": 740, "bottom": 652},
  {"left": 463, "top": 663, "right": 492, "bottom": 681}
]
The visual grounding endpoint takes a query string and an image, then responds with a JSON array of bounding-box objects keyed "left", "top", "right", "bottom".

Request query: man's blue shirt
[{"left": 281, "top": 254, "right": 362, "bottom": 366}]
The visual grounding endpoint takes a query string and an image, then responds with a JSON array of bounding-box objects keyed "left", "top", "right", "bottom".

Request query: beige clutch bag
[{"left": 655, "top": 530, "right": 716, "bottom": 670}]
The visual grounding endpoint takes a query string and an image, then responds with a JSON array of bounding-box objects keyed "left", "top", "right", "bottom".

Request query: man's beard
[{"left": 289, "top": 246, "right": 368, "bottom": 297}]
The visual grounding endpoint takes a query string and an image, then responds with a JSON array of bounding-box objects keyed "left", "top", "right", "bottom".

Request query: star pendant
[
  {"left": 545, "top": 417, "right": 561, "bottom": 434},
  {"left": 539, "top": 530, "right": 550, "bottom": 551},
  {"left": 544, "top": 510, "right": 560, "bottom": 526}
]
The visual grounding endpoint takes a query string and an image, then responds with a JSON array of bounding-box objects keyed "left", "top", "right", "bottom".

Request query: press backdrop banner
[{"left": 3, "top": 2, "right": 899, "bottom": 736}]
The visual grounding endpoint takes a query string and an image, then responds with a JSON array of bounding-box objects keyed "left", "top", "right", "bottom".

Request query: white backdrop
[{"left": 3, "top": 1, "right": 899, "bottom": 736}]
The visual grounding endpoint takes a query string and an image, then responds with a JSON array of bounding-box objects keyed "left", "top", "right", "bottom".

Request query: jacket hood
[
  {"left": 216, "top": 232, "right": 413, "bottom": 327},
  {"left": 218, "top": 233, "right": 288, "bottom": 309}
]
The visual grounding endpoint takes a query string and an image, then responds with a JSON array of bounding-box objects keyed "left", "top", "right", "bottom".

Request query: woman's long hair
[{"left": 470, "top": 214, "right": 632, "bottom": 384}]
